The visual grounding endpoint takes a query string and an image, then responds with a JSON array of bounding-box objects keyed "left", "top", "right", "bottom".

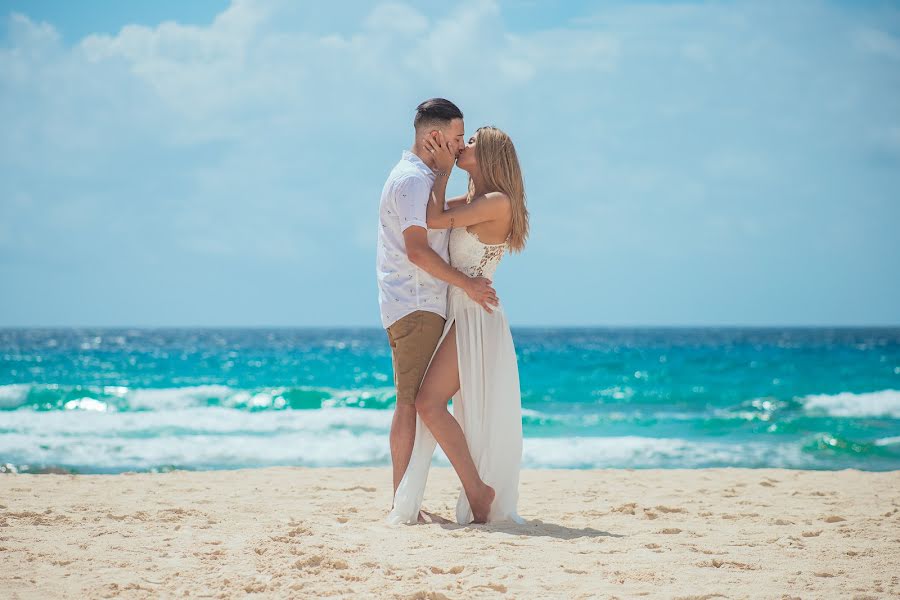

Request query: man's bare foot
[{"left": 469, "top": 484, "right": 495, "bottom": 524}]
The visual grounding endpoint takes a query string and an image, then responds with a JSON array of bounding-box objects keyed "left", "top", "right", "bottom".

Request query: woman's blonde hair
[{"left": 466, "top": 126, "right": 529, "bottom": 253}]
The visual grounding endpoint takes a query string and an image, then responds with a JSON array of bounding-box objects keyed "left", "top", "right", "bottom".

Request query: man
[{"left": 376, "top": 98, "right": 498, "bottom": 520}]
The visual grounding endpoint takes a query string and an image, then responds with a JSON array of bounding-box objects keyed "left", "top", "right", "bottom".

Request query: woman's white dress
[{"left": 386, "top": 226, "right": 525, "bottom": 526}]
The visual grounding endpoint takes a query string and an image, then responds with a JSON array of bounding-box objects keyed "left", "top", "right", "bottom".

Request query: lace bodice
[{"left": 450, "top": 227, "right": 507, "bottom": 279}]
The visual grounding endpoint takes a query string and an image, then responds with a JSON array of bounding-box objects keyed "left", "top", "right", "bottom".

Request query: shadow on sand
[{"left": 434, "top": 517, "right": 624, "bottom": 540}]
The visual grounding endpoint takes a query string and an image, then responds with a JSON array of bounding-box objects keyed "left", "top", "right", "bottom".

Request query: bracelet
[{"left": 432, "top": 168, "right": 449, "bottom": 178}]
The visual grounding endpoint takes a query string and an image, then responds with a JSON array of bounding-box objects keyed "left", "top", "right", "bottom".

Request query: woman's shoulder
[
  {"left": 475, "top": 192, "right": 513, "bottom": 216},
  {"left": 474, "top": 191, "right": 511, "bottom": 204}
]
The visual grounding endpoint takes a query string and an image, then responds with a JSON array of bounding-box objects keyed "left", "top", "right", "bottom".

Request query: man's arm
[{"left": 403, "top": 226, "right": 498, "bottom": 313}]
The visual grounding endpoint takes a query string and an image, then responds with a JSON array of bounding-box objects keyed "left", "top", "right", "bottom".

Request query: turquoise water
[{"left": 1, "top": 327, "right": 898, "bottom": 473}]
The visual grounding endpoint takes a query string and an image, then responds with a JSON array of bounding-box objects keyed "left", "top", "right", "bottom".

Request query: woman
[{"left": 386, "top": 126, "right": 530, "bottom": 525}]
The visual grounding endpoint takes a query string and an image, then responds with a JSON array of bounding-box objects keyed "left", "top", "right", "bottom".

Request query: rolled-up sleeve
[{"left": 395, "top": 175, "right": 431, "bottom": 232}]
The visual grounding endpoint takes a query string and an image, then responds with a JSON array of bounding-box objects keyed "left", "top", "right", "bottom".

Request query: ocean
[{"left": 1, "top": 327, "right": 898, "bottom": 474}]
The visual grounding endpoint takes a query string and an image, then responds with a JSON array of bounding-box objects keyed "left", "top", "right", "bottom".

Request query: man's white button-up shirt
[{"left": 376, "top": 150, "right": 451, "bottom": 329}]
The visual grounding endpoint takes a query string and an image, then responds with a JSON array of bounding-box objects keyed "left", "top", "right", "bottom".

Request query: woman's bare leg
[{"left": 414, "top": 322, "right": 495, "bottom": 522}]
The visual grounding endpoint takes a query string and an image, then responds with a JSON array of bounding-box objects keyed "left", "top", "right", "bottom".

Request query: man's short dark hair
[{"left": 414, "top": 98, "right": 463, "bottom": 130}]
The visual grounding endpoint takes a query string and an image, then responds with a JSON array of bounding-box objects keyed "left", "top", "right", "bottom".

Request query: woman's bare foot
[{"left": 469, "top": 484, "right": 496, "bottom": 523}]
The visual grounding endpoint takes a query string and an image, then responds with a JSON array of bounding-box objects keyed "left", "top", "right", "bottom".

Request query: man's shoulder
[
  {"left": 389, "top": 161, "right": 429, "bottom": 183},
  {"left": 386, "top": 167, "right": 430, "bottom": 195}
]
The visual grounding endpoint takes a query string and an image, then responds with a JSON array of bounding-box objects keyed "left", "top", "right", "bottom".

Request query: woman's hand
[{"left": 424, "top": 130, "right": 455, "bottom": 175}]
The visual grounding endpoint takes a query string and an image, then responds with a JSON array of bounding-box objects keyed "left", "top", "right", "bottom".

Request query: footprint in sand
[
  {"left": 293, "top": 555, "right": 349, "bottom": 571},
  {"left": 473, "top": 583, "right": 507, "bottom": 593},
  {"left": 698, "top": 559, "right": 758, "bottom": 570},
  {"left": 405, "top": 591, "right": 452, "bottom": 600},
  {"left": 194, "top": 549, "right": 226, "bottom": 560},
  {"left": 823, "top": 515, "right": 846, "bottom": 523},
  {"left": 269, "top": 525, "right": 312, "bottom": 543},
  {"left": 612, "top": 502, "right": 638, "bottom": 515}
]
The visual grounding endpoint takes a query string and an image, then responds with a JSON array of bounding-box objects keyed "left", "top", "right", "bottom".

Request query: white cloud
[
  {"left": 852, "top": 27, "right": 900, "bottom": 61},
  {"left": 46, "top": 0, "right": 622, "bottom": 146},
  {"left": 364, "top": 3, "right": 428, "bottom": 34}
]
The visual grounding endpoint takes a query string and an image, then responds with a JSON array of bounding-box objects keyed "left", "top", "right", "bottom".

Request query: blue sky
[{"left": 1, "top": 0, "right": 898, "bottom": 327}]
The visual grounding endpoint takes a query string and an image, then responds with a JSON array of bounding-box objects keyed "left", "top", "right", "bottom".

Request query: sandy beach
[{"left": 2, "top": 466, "right": 898, "bottom": 599}]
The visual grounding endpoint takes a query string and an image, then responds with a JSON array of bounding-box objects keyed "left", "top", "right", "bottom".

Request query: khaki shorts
[{"left": 386, "top": 310, "right": 446, "bottom": 406}]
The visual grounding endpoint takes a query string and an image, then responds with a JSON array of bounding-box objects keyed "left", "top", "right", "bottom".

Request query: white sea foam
[
  {"left": 0, "top": 406, "right": 394, "bottom": 435},
  {"left": 0, "top": 405, "right": 819, "bottom": 471},
  {"left": 63, "top": 397, "right": 109, "bottom": 412},
  {"left": 0, "top": 430, "right": 392, "bottom": 470},
  {"left": 0, "top": 430, "right": 812, "bottom": 471},
  {"left": 125, "top": 385, "right": 235, "bottom": 410},
  {"left": 800, "top": 389, "right": 900, "bottom": 418},
  {"left": 3, "top": 393, "right": 897, "bottom": 471},
  {"left": 0, "top": 383, "right": 397, "bottom": 412},
  {"left": 522, "top": 436, "right": 808, "bottom": 469},
  {"left": 0, "top": 384, "right": 30, "bottom": 409},
  {"left": 0, "top": 407, "right": 397, "bottom": 470}
]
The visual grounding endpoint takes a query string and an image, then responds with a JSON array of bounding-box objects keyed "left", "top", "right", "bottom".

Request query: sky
[{"left": 1, "top": 0, "right": 898, "bottom": 328}]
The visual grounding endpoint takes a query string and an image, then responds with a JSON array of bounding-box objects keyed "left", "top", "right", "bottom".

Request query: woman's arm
[
  {"left": 425, "top": 132, "right": 509, "bottom": 230},
  {"left": 428, "top": 191, "right": 509, "bottom": 230},
  {"left": 426, "top": 167, "right": 452, "bottom": 228}
]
